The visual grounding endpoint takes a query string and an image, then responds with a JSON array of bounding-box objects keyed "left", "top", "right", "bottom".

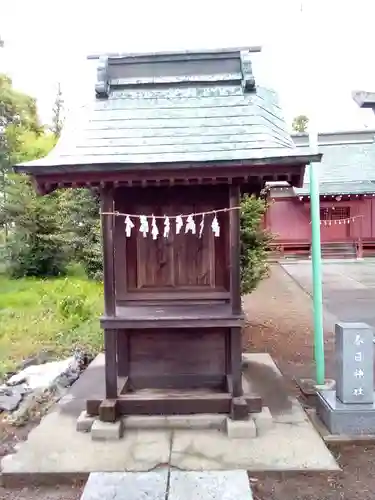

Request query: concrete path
[
  {"left": 0, "top": 353, "right": 338, "bottom": 486},
  {"left": 281, "top": 260, "right": 375, "bottom": 330},
  {"left": 80, "top": 470, "right": 252, "bottom": 500}
]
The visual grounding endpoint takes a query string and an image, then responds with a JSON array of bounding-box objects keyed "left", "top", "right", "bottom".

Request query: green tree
[
  {"left": 0, "top": 75, "right": 43, "bottom": 246},
  {"left": 292, "top": 114, "right": 309, "bottom": 133},
  {"left": 62, "top": 188, "right": 102, "bottom": 280},
  {"left": 0, "top": 74, "right": 68, "bottom": 277},
  {"left": 51, "top": 82, "right": 64, "bottom": 138},
  {"left": 4, "top": 175, "right": 70, "bottom": 278},
  {"left": 240, "top": 194, "right": 272, "bottom": 294}
]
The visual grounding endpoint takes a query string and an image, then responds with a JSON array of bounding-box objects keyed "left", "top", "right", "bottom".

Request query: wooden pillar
[
  {"left": 117, "top": 332, "right": 129, "bottom": 377},
  {"left": 101, "top": 185, "right": 116, "bottom": 316},
  {"left": 100, "top": 186, "right": 117, "bottom": 401},
  {"left": 104, "top": 329, "right": 118, "bottom": 400},
  {"left": 101, "top": 187, "right": 116, "bottom": 316},
  {"left": 230, "top": 327, "right": 243, "bottom": 397},
  {"left": 229, "top": 184, "right": 241, "bottom": 314},
  {"left": 228, "top": 185, "right": 244, "bottom": 414}
]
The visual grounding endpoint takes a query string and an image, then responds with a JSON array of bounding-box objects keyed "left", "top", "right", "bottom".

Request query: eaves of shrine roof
[{"left": 15, "top": 48, "right": 320, "bottom": 175}]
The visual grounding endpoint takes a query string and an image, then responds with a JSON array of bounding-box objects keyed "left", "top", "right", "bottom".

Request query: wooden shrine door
[{"left": 114, "top": 185, "right": 229, "bottom": 301}]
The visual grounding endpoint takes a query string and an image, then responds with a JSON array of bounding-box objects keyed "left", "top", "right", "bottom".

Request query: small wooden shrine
[{"left": 15, "top": 48, "right": 318, "bottom": 422}]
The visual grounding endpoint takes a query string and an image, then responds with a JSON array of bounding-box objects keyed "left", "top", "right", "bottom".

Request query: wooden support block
[
  {"left": 99, "top": 399, "right": 118, "bottom": 423},
  {"left": 245, "top": 395, "right": 263, "bottom": 414},
  {"left": 231, "top": 396, "right": 249, "bottom": 420},
  {"left": 86, "top": 399, "right": 101, "bottom": 416}
]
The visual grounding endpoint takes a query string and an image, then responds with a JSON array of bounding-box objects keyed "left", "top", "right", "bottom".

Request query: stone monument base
[{"left": 317, "top": 389, "right": 375, "bottom": 435}]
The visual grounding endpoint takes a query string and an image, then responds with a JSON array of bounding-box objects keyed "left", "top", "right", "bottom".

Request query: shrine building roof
[
  {"left": 293, "top": 129, "right": 375, "bottom": 196},
  {"left": 15, "top": 47, "right": 319, "bottom": 176}
]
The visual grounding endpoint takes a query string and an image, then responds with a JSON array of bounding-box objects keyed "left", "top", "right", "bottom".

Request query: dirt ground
[
  {"left": 243, "top": 264, "right": 375, "bottom": 500},
  {"left": 1, "top": 263, "right": 375, "bottom": 499}
]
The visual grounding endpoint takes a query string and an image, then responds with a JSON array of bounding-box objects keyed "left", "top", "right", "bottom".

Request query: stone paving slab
[
  {"left": 80, "top": 471, "right": 169, "bottom": 500},
  {"left": 0, "top": 353, "right": 339, "bottom": 486},
  {"left": 168, "top": 470, "right": 252, "bottom": 499},
  {"left": 79, "top": 470, "right": 252, "bottom": 500},
  {"left": 1, "top": 412, "right": 172, "bottom": 475}
]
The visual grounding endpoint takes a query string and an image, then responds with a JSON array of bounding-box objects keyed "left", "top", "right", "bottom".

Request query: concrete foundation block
[
  {"left": 91, "top": 419, "right": 123, "bottom": 441},
  {"left": 317, "top": 389, "right": 375, "bottom": 435},
  {"left": 253, "top": 406, "right": 273, "bottom": 435},
  {"left": 124, "top": 414, "right": 226, "bottom": 430},
  {"left": 76, "top": 411, "right": 96, "bottom": 433},
  {"left": 226, "top": 417, "right": 256, "bottom": 439}
]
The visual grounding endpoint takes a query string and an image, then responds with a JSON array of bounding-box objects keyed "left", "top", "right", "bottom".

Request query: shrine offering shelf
[{"left": 100, "top": 303, "right": 244, "bottom": 329}]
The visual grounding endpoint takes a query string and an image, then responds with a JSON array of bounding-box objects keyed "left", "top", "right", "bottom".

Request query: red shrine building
[{"left": 266, "top": 129, "right": 375, "bottom": 259}]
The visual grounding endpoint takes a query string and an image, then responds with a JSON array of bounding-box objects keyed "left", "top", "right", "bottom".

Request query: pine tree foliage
[
  {"left": 62, "top": 188, "right": 103, "bottom": 280},
  {"left": 5, "top": 175, "right": 70, "bottom": 277}
]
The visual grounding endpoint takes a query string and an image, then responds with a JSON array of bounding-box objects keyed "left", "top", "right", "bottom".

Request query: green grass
[{"left": 0, "top": 273, "right": 104, "bottom": 379}]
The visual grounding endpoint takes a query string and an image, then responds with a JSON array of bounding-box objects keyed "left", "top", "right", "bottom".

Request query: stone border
[{"left": 307, "top": 408, "right": 375, "bottom": 445}]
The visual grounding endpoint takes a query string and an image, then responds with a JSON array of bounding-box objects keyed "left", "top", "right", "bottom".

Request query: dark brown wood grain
[
  {"left": 229, "top": 184, "right": 241, "bottom": 314},
  {"left": 116, "top": 330, "right": 129, "bottom": 377},
  {"left": 96, "top": 181, "right": 257, "bottom": 422},
  {"left": 104, "top": 328, "right": 118, "bottom": 399},
  {"left": 99, "top": 399, "right": 118, "bottom": 422},
  {"left": 87, "top": 391, "right": 261, "bottom": 417},
  {"left": 130, "top": 374, "right": 226, "bottom": 391},
  {"left": 101, "top": 186, "right": 116, "bottom": 316},
  {"left": 114, "top": 185, "right": 229, "bottom": 299},
  {"left": 128, "top": 329, "right": 226, "bottom": 379},
  {"left": 32, "top": 162, "right": 306, "bottom": 194},
  {"left": 230, "top": 327, "right": 243, "bottom": 397}
]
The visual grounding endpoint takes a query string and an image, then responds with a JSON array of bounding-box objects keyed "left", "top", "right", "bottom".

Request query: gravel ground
[{"left": 2, "top": 263, "right": 375, "bottom": 499}]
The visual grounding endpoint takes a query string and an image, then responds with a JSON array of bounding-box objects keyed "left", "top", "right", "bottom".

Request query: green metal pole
[{"left": 309, "top": 160, "right": 325, "bottom": 385}]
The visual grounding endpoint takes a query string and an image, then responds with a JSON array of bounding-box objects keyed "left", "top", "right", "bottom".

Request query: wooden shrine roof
[{"left": 15, "top": 48, "right": 319, "bottom": 177}]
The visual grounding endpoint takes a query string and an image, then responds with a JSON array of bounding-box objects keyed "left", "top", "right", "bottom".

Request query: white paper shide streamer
[
  {"left": 175, "top": 215, "right": 183, "bottom": 234},
  {"left": 199, "top": 214, "right": 205, "bottom": 238},
  {"left": 151, "top": 215, "right": 159, "bottom": 240},
  {"left": 211, "top": 214, "right": 220, "bottom": 237},
  {"left": 124, "top": 215, "right": 134, "bottom": 237},
  {"left": 104, "top": 206, "right": 241, "bottom": 239},
  {"left": 185, "top": 214, "right": 196, "bottom": 234},
  {"left": 164, "top": 216, "right": 170, "bottom": 238},
  {"left": 139, "top": 215, "right": 149, "bottom": 237}
]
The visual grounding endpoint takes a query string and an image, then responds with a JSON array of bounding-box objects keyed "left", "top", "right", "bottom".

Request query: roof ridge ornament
[
  {"left": 240, "top": 51, "right": 255, "bottom": 92},
  {"left": 95, "top": 56, "right": 110, "bottom": 98}
]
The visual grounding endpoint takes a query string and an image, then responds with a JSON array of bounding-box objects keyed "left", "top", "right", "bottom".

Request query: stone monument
[{"left": 317, "top": 322, "right": 375, "bottom": 435}]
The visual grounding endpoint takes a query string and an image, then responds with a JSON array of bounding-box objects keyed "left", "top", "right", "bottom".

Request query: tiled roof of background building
[{"left": 293, "top": 130, "right": 375, "bottom": 195}]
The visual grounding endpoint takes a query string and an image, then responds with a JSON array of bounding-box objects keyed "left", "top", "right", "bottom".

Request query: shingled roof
[
  {"left": 293, "top": 130, "right": 375, "bottom": 196},
  {"left": 15, "top": 48, "right": 318, "bottom": 175}
]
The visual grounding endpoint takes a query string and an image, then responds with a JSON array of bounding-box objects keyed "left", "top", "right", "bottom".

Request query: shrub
[
  {"left": 58, "top": 294, "right": 92, "bottom": 323},
  {"left": 240, "top": 194, "right": 272, "bottom": 295}
]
